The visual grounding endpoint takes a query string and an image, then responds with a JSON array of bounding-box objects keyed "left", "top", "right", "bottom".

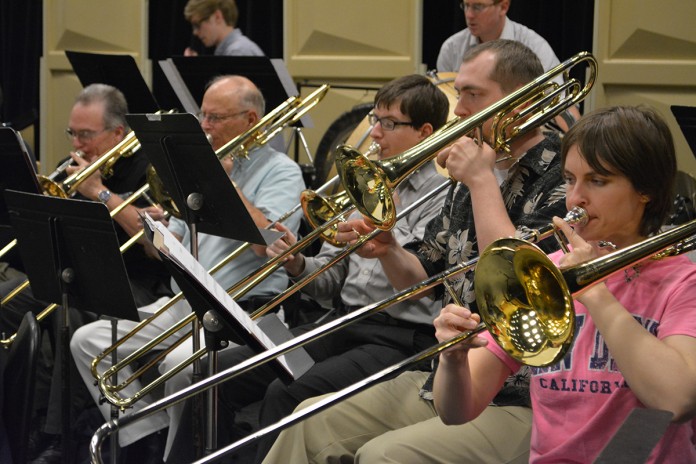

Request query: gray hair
[{"left": 74, "top": 83, "right": 129, "bottom": 130}]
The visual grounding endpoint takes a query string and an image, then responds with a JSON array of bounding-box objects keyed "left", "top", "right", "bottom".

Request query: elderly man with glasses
[
  {"left": 4, "top": 83, "right": 174, "bottom": 464},
  {"left": 70, "top": 74, "right": 304, "bottom": 462}
]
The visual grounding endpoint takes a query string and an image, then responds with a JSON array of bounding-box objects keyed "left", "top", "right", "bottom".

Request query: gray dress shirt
[{"left": 293, "top": 161, "right": 448, "bottom": 325}]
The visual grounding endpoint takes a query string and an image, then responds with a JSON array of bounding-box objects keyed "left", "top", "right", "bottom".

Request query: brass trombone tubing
[
  {"left": 0, "top": 239, "right": 17, "bottom": 261},
  {"left": 250, "top": 179, "right": 455, "bottom": 319},
  {"left": 198, "top": 330, "right": 486, "bottom": 463},
  {"left": 42, "top": 131, "right": 141, "bottom": 198},
  {"left": 216, "top": 85, "right": 330, "bottom": 160},
  {"left": 336, "top": 51, "right": 596, "bottom": 230},
  {"left": 90, "top": 176, "right": 341, "bottom": 383},
  {"left": 96, "top": 208, "right": 354, "bottom": 405},
  {"left": 224, "top": 206, "right": 356, "bottom": 302},
  {"left": 0, "top": 142, "right": 143, "bottom": 263},
  {"left": 89, "top": 209, "right": 589, "bottom": 460}
]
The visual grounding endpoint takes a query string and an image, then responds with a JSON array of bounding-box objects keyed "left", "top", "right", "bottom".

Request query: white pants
[{"left": 70, "top": 296, "right": 192, "bottom": 447}]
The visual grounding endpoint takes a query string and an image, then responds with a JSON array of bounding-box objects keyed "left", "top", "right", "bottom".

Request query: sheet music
[{"left": 144, "top": 214, "right": 294, "bottom": 374}]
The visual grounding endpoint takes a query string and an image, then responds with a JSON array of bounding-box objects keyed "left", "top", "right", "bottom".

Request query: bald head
[
  {"left": 205, "top": 75, "right": 265, "bottom": 116},
  {"left": 200, "top": 75, "right": 265, "bottom": 150}
]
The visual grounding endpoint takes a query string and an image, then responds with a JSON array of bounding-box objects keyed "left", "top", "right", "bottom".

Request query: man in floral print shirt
[{"left": 262, "top": 39, "right": 569, "bottom": 464}]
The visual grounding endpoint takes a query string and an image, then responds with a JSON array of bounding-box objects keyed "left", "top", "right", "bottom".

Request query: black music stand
[
  {"left": 671, "top": 105, "right": 696, "bottom": 160},
  {"left": 0, "top": 127, "right": 42, "bottom": 263},
  {"left": 4, "top": 190, "right": 139, "bottom": 464},
  {"left": 126, "top": 112, "right": 279, "bottom": 245},
  {"left": 126, "top": 111, "right": 281, "bottom": 455},
  {"left": 65, "top": 50, "right": 160, "bottom": 114},
  {"left": 158, "top": 56, "right": 313, "bottom": 161},
  {"left": 161, "top": 56, "right": 301, "bottom": 119}
]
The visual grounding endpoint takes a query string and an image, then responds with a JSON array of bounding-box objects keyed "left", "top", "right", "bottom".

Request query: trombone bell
[
  {"left": 474, "top": 238, "right": 574, "bottom": 367},
  {"left": 300, "top": 189, "right": 353, "bottom": 246}
]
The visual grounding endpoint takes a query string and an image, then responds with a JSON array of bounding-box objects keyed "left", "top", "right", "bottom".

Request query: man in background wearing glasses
[
  {"left": 183, "top": 0, "right": 264, "bottom": 57},
  {"left": 71, "top": 74, "right": 304, "bottom": 463},
  {"left": 437, "top": 0, "right": 580, "bottom": 130}
]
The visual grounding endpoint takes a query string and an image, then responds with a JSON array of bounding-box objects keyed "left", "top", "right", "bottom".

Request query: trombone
[
  {"left": 0, "top": 132, "right": 141, "bottom": 263},
  {"left": 90, "top": 212, "right": 696, "bottom": 463},
  {"left": 91, "top": 51, "right": 596, "bottom": 405},
  {"left": 335, "top": 51, "right": 597, "bottom": 230},
  {"left": 38, "top": 131, "right": 140, "bottom": 199},
  {"left": 89, "top": 87, "right": 335, "bottom": 386},
  {"left": 145, "top": 85, "right": 330, "bottom": 220}
]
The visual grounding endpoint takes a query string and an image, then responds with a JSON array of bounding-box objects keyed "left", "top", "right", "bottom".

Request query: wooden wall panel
[
  {"left": 592, "top": 0, "right": 696, "bottom": 175},
  {"left": 41, "top": 0, "right": 149, "bottom": 174}
]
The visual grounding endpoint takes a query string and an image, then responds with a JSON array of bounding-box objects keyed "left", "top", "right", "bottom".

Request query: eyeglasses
[
  {"left": 460, "top": 1, "right": 500, "bottom": 13},
  {"left": 191, "top": 14, "right": 212, "bottom": 31},
  {"left": 367, "top": 113, "right": 416, "bottom": 131},
  {"left": 65, "top": 127, "right": 110, "bottom": 143},
  {"left": 197, "top": 110, "right": 249, "bottom": 124}
]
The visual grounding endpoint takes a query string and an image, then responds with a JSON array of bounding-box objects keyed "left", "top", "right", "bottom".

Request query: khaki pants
[{"left": 263, "top": 370, "right": 531, "bottom": 464}]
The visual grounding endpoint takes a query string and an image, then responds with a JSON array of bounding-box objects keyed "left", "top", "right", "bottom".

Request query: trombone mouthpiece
[
  {"left": 565, "top": 206, "right": 588, "bottom": 227},
  {"left": 365, "top": 141, "right": 381, "bottom": 158}
]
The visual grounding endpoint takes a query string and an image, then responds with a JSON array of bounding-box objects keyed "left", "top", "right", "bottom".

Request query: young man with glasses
[
  {"left": 262, "top": 39, "right": 569, "bottom": 464},
  {"left": 183, "top": 0, "right": 264, "bottom": 57},
  {"left": 163, "top": 74, "right": 451, "bottom": 464},
  {"left": 71, "top": 74, "right": 304, "bottom": 462}
]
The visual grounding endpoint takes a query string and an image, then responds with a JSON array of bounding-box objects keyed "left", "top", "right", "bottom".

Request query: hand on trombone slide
[
  {"left": 334, "top": 217, "right": 396, "bottom": 258},
  {"left": 433, "top": 304, "right": 487, "bottom": 358},
  {"left": 65, "top": 150, "right": 105, "bottom": 199},
  {"left": 436, "top": 135, "right": 498, "bottom": 186},
  {"left": 266, "top": 222, "right": 305, "bottom": 276}
]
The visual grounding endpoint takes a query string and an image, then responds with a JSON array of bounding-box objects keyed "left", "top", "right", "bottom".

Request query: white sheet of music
[{"left": 143, "top": 214, "right": 294, "bottom": 374}]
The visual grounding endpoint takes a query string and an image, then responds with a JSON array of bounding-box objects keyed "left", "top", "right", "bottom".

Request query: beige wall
[
  {"left": 591, "top": 0, "right": 696, "bottom": 176},
  {"left": 283, "top": 0, "right": 424, "bottom": 166},
  {"left": 41, "top": 0, "right": 149, "bottom": 174},
  {"left": 40, "top": 1, "right": 696, "bottom": 177}
]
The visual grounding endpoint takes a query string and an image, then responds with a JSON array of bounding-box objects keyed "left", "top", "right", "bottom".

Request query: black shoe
[{"left": 30, "top": 435, "right": 62, "bottom": 464}]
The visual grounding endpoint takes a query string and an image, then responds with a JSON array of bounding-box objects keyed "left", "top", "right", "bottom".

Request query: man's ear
[
  {"left": 211, "top": 9, "right": 224, "bottom": 24},
  {"left": 113, "top": 125, "right": 126, "bottom": 140},
  {"left": 246, "top": 110, "right": 260, "bottom": 127},
  {"left": 498, "top": 0, "right": 510, "bottom": 15},
  {"left": 418, "top": 122, "right": 434, "bottom": 140}
]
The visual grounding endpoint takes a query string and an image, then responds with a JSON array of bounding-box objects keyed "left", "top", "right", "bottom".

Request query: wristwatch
[{"left": 97, "top": 189, "right": 112, "bottom": 203}]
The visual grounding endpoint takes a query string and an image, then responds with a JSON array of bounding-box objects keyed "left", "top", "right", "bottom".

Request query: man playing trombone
[
  {"left": 263, "top": 40, "right": 570, "bottom": 463},
  {"left": 163, "top": 74, "right": 451, "bottom": 463},
  {"left": 0, "top": 83, "right": 173, "bottom": 464},
  {"left": 70, "top": 75, "right": 304, "bottom": 461}
]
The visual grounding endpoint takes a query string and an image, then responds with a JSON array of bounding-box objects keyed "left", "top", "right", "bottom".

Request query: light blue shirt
[
  {"left": 168, "top": 144, "right": 304, "bottom": 300},
  {"left": 215, "top": 28, "right": 264, "bottom": 57}
]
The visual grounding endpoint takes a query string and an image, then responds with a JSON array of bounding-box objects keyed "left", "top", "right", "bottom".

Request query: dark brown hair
[
  {"left": 374, "top": 74, "right": 449, "bottom": 131},
  {"left": 561, "top": 105, "right": 676, "bottom": 236}
]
